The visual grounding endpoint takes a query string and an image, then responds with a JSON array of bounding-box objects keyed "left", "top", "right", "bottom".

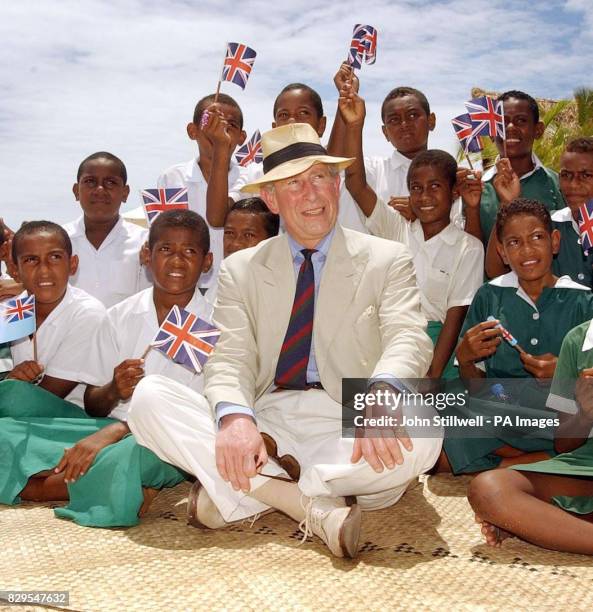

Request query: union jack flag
[
  {"left": 152, "top": 305, "right": 220, "bottom": 373},
  {"left": 140, "top": 188, "right": 189, "bottom": 224},
  {"left": 235, "top": 130, "right": 263, "bottom": 167},
  {"left": 487, "top": 316, "right": 518, "bottom": 347},
  {"left": 451, "top": 114, "right": 483, "bottom": 154},
  {"left": 578, "top": 200, "right": 593, "bottom": 253},
  {"left": 347, "top": 24, "right": 378, "bottom": 70},
  {"left": 0, "top": 294, "right": 36, "bottom": 343},
  {"left": 465, "top": 96, "right": 505, "bottom": 140},
  {"left": 221, "top": 42, "right": 257, "bottom": 90}
]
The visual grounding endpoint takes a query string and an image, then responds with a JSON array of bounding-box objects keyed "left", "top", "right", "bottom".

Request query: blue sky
[{"left": 1, "top": 0, "right": 592, "bottom": 228}]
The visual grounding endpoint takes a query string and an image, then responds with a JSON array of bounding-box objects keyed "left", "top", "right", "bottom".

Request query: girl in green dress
[
  {"left": 469, "top": 318, "right": 593, "bottom": 555},
  {"left": 435, "top": 199, "right": 593, "bottom": 473}
]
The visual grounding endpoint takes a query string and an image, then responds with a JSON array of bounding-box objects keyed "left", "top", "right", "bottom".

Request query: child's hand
[
  {"left": 53, "top": 429, "right": 113, "bottom": 483},
  {"left": 0, "top": 279, "right": 23, "bottom": 301},
  {"left": 492, "top": 158, "right": 520, "bottom": 206},
  {"left": 457, "top": 169, "right": 484, "bottom": 210},
  {"left": 520, "top": 352, "right": 557, "bottom": 379},
  {"left": 111, "top": 359, "right": 144, "bottom": 401},
  {"left": 333, "top": 62, "right": 359, "bottom": 93},
  {"left": 7, "top": 361, "right": 44, "bottom": 384},
  {"left": 202, "top": 104, "right": 232, "bottom": 150},
  {"left": 456, "top": 320, "right": 502, "bottom": 366},
  {"left": 338, "top": 86, "right": 365, "bottom": 126},
  {"left": 388, "top": 196, "right": 416, "bottom": 222}
]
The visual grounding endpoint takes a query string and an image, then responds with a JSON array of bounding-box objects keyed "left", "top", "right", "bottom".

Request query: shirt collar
[
  {"left": 551, "top": 206, "right": 579, "bottom": 234},
  {"left": 184, "top": 156, "right": 241, "bottom": 183},
  {"left": 286, "top": 226, "right": 335, "bottom": 262},
  {"left": 482, "top": 152, "right": 543, "bottom": 182},
  {"left": 134, "top": 287, "right": 214, "bottom": 323},
  {"left": 390, "top": 149, "right": 413, "bottom": 171},
  {"left": 410, "top": 220, "right": 458, "bottom": 245},
  {"left": 24, "top": 284, "right": 75, "bottom": 329},
  {"left": 583, "top": 319, "right": 593, "bottom": 351},
  {"left": 489, "top": 271, "right": 589, "bottom": 309},
  {"left": 68, "top": 215, "right": 124, "bottom": 246}
]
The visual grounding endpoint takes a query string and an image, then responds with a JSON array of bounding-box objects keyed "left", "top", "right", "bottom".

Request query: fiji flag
[
  {"left": 451, "top": 114, "right": 483, "bottom": 154},
  {"left": 0, "top": 294, "right": 36, "bottom": 343},
  {"left": 235, "top": 130, "right": 263, "bottom": 167},
  {"left": 140, "top": 188, "right": 189, "bottom": 224},
  {"left": 578, "top": 200, "right": 593, "bottom": 253},
  {"left": 152, "top": 305, "right": 220, "bottom": 374},
  {"left": 348, "top": 24, "right": 378, "bottom": 70},
  {"left": 465, "top": 96, "right": 505, "bottom": 140},
  {"left": 222, "top": 42, "right": 257, "bottom": 90}
]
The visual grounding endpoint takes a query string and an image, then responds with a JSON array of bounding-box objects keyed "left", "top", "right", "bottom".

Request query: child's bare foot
[
  {"left": 475, "top": 514, "right": 513, "bottom": 547},
  {"left": 139, "top": 487, "right": 160, "bottom": 517}
]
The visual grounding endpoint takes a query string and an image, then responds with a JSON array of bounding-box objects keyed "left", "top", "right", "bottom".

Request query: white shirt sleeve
[
  {"left": 447, "top": 240, "right": 485, "bottom": 309},
  {"left": 365, "top": 197, "right": 408, "bottom": 243},
  {"left": 77, "top": 309, "right": 121, "bottom": 386},
  {"left": 44, "top": 303, "right": 108, "bottom": 384}
]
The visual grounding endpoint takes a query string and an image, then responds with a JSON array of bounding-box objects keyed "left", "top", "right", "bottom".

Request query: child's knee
[{"left": 468, "top": 469, "right": 513, "bottom": 516}]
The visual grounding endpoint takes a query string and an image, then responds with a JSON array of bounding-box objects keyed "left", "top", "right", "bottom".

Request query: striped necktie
[{"left": 274, "top": 248, "right": 316, "bottom": 389}]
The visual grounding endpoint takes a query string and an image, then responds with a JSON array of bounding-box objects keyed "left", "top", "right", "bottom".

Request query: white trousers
[{"left": 127, "top": 375, "right": 442, "bottom": 522}]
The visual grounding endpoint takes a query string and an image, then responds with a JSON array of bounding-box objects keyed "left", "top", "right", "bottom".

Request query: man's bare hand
[
  {"left": 215, "top": 414, "right": 267, "bottom": 492},
  {"left": 351, "top": 426, "right": 413, "bottom": 472}
]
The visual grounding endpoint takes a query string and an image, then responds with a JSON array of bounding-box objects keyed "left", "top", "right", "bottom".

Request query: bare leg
[
  {"left": 20, "top": 473, "right": 69, "bottom": 502},
  {"left": 469, "top": 469, "right": 593, "bottom": 554},
  {"left": 430, "top": 450, "right": 453, "bottom": 473},
  {"left": 138, "top": 488, "right": 160, "bottom": 517},
  {"left": 499, "top": 451, "right": 552, "bottom": 468}
]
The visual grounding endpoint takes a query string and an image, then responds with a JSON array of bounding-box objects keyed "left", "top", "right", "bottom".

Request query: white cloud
[{"left": 1, "top": 0, "right": 591, "bottom": 228}]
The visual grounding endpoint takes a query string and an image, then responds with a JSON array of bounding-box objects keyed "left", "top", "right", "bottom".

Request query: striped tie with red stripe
[{"left": 274, "top": 249, "right": 316, "bottom": 389}]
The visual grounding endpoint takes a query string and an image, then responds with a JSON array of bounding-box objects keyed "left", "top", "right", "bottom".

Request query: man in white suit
[{"left": 128, "top": 123, "right": 441, "bottom": 558}]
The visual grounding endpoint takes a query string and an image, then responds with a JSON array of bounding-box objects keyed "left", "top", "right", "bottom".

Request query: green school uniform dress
[
  {"left": 0, "top": 380, "right": 186, "bottom": 527},
  {"left": 551, "top": 207, "right": 593, "bottom": 288},
  {"left": 442, "top": 271, "right": 593, "bottom": 474},
  {"left": 479, "top": 156, "right": 564, "bottom": 243},
  {"left": 513, "top": 320, "right": 593, "bottom": 515}
]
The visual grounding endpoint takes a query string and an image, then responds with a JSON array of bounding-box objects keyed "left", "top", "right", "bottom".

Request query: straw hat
[{"left": 240, "top": 123, "right": 354, "bottom": 193}]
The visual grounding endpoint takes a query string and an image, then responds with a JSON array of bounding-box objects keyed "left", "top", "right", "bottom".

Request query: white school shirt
[
  {"left": 10, "top": 285, "right": 107, "bottom": 406},
  {"left": 233, "top": 162, "right": 370, "bottom": 233},
  {"left": 64, "top": 216, "right": 151, "bottom": 308},
  {"left": 366, "top": 198, "right": 484, "bottom": 322},
  {"left": 158, "top": 157, "right": 244, "bottom": 289},
  {"left": 82, "top": 287, "right": 213, "bottom": 421}
]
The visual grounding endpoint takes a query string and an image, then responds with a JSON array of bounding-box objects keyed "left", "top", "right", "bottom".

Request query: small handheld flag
[
  {"left": 235, "top": 130, "right": 263, "bottom": 167},
  {"left": 451, "top": 114, "right": 483, "bottom": 154},
  {"left": 465, "top": 96, "right": 505, "bottom": 140},
  {"left": 221, "top": 42, "right": 257, "bottom": 90},
  {"left": 347, "top": 24, "right": 378, "bottom": 70},
  {"left": 0, "top": 294, "right": 36, "bottom": 343},
  {"left": 578, "top": 200, "right": 593, "bottom": 254},
  {"left": 487, "top": 316, "right": 525, "bottom": 354},
  {"left": 140, "top": 188, "right": 189, "bottom": 225},
  {"left": 151, "top": 305, "right": 220, "bottom": 373}
]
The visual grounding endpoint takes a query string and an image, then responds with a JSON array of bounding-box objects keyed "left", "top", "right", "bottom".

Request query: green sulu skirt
[
  {"left": 0, "top": 380, "right": 187, "bottom": 527},
  {"left": 426, "top": 320, "right": 459, "bottom": 380},
  {"left": 512, "top": 439, "right": 593, "bottom": 515}
]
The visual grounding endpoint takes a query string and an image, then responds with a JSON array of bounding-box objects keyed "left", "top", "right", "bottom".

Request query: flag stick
[
  {"left": 141, "top": 344, "right": 152, "bottom": 360},
  {"left": 503, "top": 138, "right": 508, "bottom": 159},
  {"left": 33, "top": 332, "right": 37, "bottom": 363},
  {"left": 213, "top": 42, "right": 228, "bottom": 104},
  {"left": 464, "top": 150, "right": 475, "bottom": 172}
]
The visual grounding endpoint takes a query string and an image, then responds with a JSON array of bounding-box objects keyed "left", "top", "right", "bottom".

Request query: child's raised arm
[
  {"left": 204, "top": 107, "right": 237, "bottom": 228},
  {"left": 340, "top": 87, "right": 377, "bottom": 218},
  {"left": 326, "top": 62, "right": 359, "bottom": 157}
]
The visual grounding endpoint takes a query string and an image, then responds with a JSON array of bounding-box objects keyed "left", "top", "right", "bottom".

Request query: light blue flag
[{"left": 0, "top": 295, "right": 36, "bottom": 343}]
